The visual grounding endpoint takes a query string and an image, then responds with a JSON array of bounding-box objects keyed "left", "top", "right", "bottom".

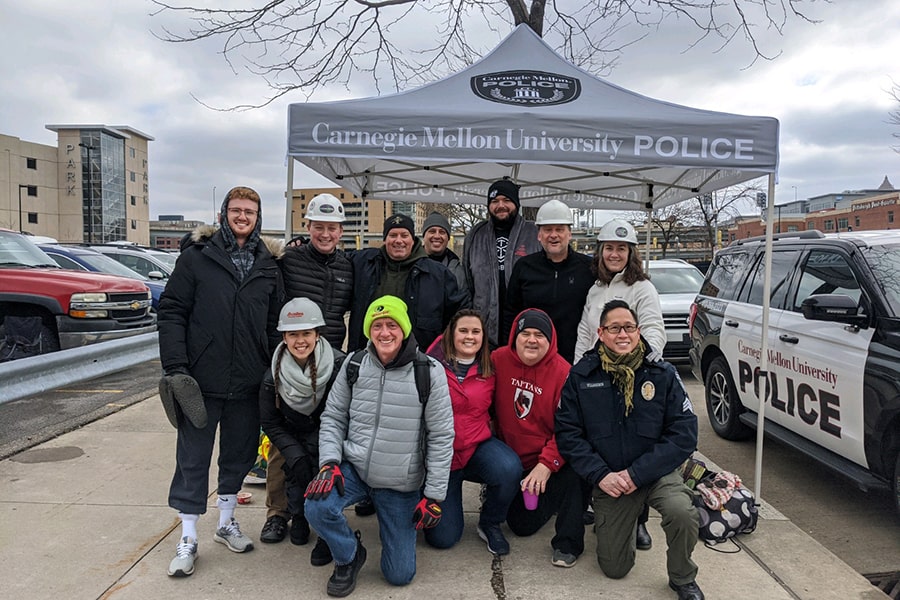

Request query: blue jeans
[
  {"left": 425, "top": 436, "right": 522, "bottom": 549},
  {"left": 305, "top": 462, "right": 421, "bottom": 586}
]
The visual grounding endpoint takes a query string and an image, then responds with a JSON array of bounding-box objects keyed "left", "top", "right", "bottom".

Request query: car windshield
[
  {"left": 649, "top": 266, "right": 705, "bottom": 294},
  {"left": 150, "top": 251, "right": 177, "bottom": 269},
  {"left": 863, "top": 243, "right": 900, "bottom": 315},
  {"left": 81, "top": 253, "right": 148, "bottom": 280},
  {"left": 0, "top": 232, "right": 60, "bottom": 268}
]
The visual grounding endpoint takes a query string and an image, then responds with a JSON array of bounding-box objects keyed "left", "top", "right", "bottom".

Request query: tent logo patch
[{"left": 471, "top": 70, "right": 581, "bottom": 106}]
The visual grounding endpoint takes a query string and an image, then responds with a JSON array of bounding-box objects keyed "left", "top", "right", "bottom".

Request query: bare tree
[
  {"left": 150, "top": 0, "right": 820, "bottom": 108},
  {"left": 422, "top": 201, "right": 486, "bottom": 233},
  {"left": 890, "top": 79, "right": 900, "bottom": 152},
  {"left": 627, "top": 182, "right": 762, "bottom": 258}
]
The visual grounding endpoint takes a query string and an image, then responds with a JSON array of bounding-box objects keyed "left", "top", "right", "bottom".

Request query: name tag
[{"left": 581, "top": 381, "right": 608, "bottom": 389}]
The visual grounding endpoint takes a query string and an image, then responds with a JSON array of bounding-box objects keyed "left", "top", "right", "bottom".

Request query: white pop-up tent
[
  {"left": 286, "top": 24, "right": 778, "bottom": 212},
  {"left": 286, "top": 23, "right": 782, "bottom": 499}
]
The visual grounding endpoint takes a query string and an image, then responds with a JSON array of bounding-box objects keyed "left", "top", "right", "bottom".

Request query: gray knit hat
[{"left": 422, "top": 212, "right": 451, "bottom": 235}]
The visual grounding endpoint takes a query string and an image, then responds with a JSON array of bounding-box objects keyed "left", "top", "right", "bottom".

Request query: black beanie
[
  {"left": 515, "top": 309, "right": 553, "bottom": 342},
  {"left": 383, "top": 213, "right": 416, "bottom": 240},
  {"left": 487, "top": 179, "right": 521, "bottom": 209}
]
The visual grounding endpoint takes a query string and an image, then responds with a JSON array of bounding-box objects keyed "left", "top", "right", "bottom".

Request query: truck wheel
[
  {"left": 705, "top": 356, "right": 752, "bottom": 440},
  {"left": 38, "top": 323, "right": 60, "bottom": 354}
]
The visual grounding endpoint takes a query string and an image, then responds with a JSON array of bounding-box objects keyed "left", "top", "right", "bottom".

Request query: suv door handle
[
  {"left": 724, "top": 320, "right": 739, "bottom": 328},
  {"left": 779, "top": 334, "right": 799, "bottom": 344}
]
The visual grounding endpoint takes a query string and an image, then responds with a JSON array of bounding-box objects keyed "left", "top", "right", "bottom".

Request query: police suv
[{"left": 689, "top": 230, "right": 900, "bottom": 514}]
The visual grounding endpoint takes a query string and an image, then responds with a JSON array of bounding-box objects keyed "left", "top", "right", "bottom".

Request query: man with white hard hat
[
  {"left": 259, "top": 192, "right": 355, "bottom": 545},
  {"left": 502, "top": 199, "right": 594, "bottom": 364}
]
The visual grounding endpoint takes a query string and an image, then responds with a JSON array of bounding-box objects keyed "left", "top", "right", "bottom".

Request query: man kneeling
[{"left": 555, "top": 300, "right": 704, "bottom": 600}]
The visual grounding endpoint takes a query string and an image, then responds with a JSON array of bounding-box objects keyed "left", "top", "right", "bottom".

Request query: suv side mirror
[
  {"left": 147, "top": 270, "right": 167, "bottom": 280},
  {"left": 800, "top": 294, "right": 867, "bottom": 327}
]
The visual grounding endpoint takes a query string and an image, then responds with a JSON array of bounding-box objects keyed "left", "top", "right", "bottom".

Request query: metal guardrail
[{"left": 0, "top": 332, "right": 160, "bottom": 405}]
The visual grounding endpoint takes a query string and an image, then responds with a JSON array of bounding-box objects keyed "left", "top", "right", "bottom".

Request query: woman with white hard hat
[
  {"left": 575, "top": 220, "right": 665, "bottom": 358},
  {"left": 573, "top": 219, "right": 665, "bottom": 551},
  {"left": 258, "top": 297, "right": 346, "bottom": 567}
]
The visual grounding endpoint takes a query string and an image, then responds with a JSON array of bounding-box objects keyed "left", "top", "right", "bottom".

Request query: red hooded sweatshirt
[
  {"left": 490, "top": 308, "right": 571, "bottom": 472},
  {"left": 427, "top": 334, "right": 496, "bottom": 471}
]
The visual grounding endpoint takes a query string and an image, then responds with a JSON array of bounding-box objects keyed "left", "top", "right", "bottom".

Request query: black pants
[
  {"left": 168, "top": 396, "right": 259, "bottom": 515},
  {"left": 506, "top": 463, "right": 587, "bottom": 556}
]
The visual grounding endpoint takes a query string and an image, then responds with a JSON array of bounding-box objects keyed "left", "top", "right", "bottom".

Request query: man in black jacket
[
  {"left": 346, "top": 214, "right": 469, "bottom": 352},
  {"left": 555, "top": 300, "right": 703, "bottom": 600},
  {"left": 503, "top": 199, "right": 593, "bottom": 364},
  {"left": 159, "top": 186, "right": 283, "bottom": 578}
]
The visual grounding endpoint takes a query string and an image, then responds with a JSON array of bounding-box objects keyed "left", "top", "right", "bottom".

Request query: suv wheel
[{"left": 705, "top": 356, "right": 752, "bottom": 440}]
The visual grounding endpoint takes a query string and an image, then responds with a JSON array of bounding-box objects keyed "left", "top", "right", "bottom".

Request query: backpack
[{"left": 345, "top": 348, "right": 432, "bottom": 405}]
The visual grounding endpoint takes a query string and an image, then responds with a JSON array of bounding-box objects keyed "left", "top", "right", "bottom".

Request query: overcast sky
[{"left": 2, "top": 1, "right": 898, "bottom": 230}]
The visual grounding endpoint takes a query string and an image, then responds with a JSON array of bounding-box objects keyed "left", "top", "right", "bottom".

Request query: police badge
[{"left": 641, "top": 381, "right": 655, "bottom": 400}]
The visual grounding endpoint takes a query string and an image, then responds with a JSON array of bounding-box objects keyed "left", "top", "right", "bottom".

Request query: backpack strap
[
  {"left": 345, "top": 349, "right": 367, "bottom": 389},
  {"left": 413, "top": 351, "right": 432, "bottom": 406}
]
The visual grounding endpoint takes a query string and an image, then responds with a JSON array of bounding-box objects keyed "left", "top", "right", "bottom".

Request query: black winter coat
[
  {"left": 258, "top": 350, "right": 345, "bottom": 473},
  {"left": 280, "top": 244, "right": 353, "bottom": 349},
  {"left": 158, "top": 226, "right": 283, "bottom": 400},
  {"left": 346, "top": 248, "right": 470, "bottom": 351},
  {"left": 502, "top": 247, "right": 594, "bottom": 364},
  {"left": 555, "top": 347, "right": 698, "bottom": 489}
]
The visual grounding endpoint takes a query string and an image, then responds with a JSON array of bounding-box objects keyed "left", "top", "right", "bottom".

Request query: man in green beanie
[{"left": 305, "top": 295, "right": 455, "bottom": 597}]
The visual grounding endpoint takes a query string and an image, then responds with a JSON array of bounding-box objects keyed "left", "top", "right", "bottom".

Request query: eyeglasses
[
  {"left": 227, "top": 208, "right": 258, "bottom": 218},
  {"left": 602, "top": 324, "right": 638, "bottom": 334}
]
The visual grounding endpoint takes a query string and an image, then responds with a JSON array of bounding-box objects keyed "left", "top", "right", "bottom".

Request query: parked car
[
  {"left": 646, "top": 259, "right": 705, "bottom": 363},
  {"left": 40, "top": 244, "right": 165, "bottom": 311},
  {"left": 0, "top": 230, "right": 155, "bottom": 359},
  {"left": 689, "top": 230, "right": 900, "bottom": 514},
  {"left": 88, "top": 244, "right": 173, "bottom": 280}
]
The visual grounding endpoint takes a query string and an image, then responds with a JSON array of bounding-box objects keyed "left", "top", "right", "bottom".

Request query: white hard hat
[
  {"left": 535, "top": 200, "right": 572, "bottom": 226},
  {"left": 597, "top": 219, "right": 637, "bottom": 244},
  {"left": 305, "top": 193, "right": 346, "bottom": 223},
  {"left": 278, "top": 297, "right": 326, "bottom": 331}
]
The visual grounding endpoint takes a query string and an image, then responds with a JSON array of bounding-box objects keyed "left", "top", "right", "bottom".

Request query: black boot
[
  {"left": 327, "top": 531, "right": 367, "bottom": 597},
  {"left": 353, "top": 498, "right": 376, "bottom": 517},
  {"left": 290, "top": 515, "right": 310, "bottom": 546},
  {"left": 669, "top": 580, "right": 705, "bottom": 600},
  {"left": 311, "top": 536, "right": 333, "bottom": 566},
  {"left": 636, "top": 522, "right": 652, "bottom": 550}
]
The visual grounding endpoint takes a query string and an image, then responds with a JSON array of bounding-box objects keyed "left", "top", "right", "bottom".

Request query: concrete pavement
[{"left": 0, "top": 396, "right": 886, "bottom": 600}]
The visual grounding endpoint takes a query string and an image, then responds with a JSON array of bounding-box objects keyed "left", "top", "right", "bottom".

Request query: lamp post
[
  {"left": 212, "top": 186, "right": 217, "bottom": 224},
  {"left": 18, "top": 184, "right": 28, "bottom": 233},
  {"left": 79, "top": 143, "right": 97, "bottom": 243}
]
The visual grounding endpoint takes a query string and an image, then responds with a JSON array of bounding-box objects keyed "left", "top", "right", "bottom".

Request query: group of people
[{"left": 156, "top": 181, "right": 705, "bottom": 600}]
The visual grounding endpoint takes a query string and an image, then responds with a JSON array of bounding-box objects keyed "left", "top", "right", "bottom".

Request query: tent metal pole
[
  {"left": 285, "top": 158, "right": 295, "bottom": 241},
  {"left": 753, "top": 173, "right": 777, "bottom": 500}
]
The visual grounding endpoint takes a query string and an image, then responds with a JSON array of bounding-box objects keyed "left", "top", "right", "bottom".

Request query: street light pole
[
  {"left": 18, "top": 184, "right": 27, "bottom": 233},
  {"left": 79, "top": 143, "right": 97, "bottom": 243},
  {"left": 212, "top": 186, "right": 217, "bottom": 224}
]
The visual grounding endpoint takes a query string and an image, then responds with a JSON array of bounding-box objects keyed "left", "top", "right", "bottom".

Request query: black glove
[
  {"left": 412, "top": 497, "right": 442, "bottom": 530},
  {"left": 284, "top": 457, "right": 315, "bottom": 486},
  {"left": 304, "top": 462, "right": 345, "bottom": 500},
  {"left": 165, "top": 373, "right": 207, "bottom": 429},
  {"left": 158, "top": 375, "right": 181, "bottom": 428}
]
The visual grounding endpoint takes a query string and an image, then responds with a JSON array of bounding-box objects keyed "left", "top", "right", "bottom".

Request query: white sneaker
[
  {"left": 167, "top": 536, "right": 197, "bottom": 577},
  {"left": 214, "top": 518, "right": 254, "bottom": 553}
]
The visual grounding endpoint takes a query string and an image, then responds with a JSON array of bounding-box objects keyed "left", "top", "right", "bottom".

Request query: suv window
[
  {"left": 791, "top": 250, "right": 863, "bottom": 312},
  {"left": 738, "top": 249, "right": 801, "bottom": 308},
  {"left": 864, "top": 243, "right": 900, "bottom": 315},
  {"left": 700, "top": 251, "right": 751, "bottom": 300}
]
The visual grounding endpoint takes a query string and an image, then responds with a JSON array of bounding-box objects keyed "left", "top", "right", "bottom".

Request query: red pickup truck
[{"left": 0, "top": 229, "right": 156, "bottom": 359}]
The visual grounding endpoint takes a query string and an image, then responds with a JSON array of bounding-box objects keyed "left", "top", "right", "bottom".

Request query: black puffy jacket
[{"left": 280, "top": 244, "right": 353, "bottom": 349}]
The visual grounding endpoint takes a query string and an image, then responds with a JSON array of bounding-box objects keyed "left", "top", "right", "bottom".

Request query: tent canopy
[{"left": 287, "top": 24, "right": 779, "bottom": 211}]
